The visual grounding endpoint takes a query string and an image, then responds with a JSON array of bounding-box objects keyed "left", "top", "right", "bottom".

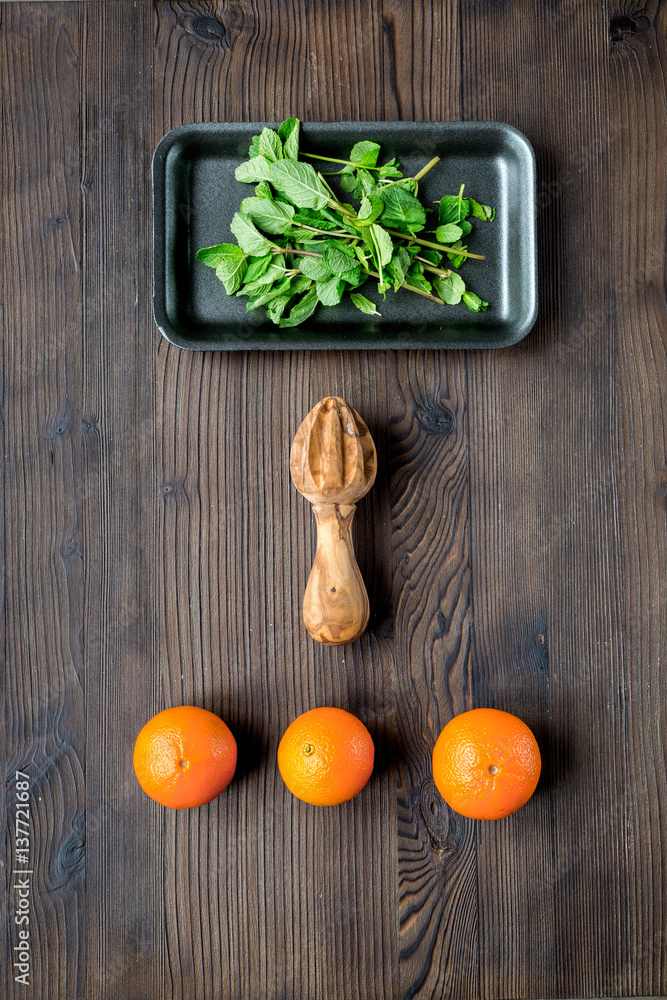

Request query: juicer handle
[{"left": 302, "top": 503, "right": 370, "bottom": 646}]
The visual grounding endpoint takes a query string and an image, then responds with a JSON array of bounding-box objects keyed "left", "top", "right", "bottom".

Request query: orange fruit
[
  {"left": 277, "top": 707, "right": 374, "bottom": 806},
  {"left": 133, "top": 706, "right": 237, "bottom": 809},
  {"left": 432, "top": 708, "right": 541, "bottom": 820}
]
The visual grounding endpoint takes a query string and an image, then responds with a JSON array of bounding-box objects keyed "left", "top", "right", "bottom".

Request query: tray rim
[{"left": 152, "top": 119, "right": 538, "bottom": 352}]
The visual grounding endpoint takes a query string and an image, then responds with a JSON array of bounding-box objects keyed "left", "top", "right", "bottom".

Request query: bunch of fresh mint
[{"left": 197, "top": 118, "right": 495, "bottom": 328}]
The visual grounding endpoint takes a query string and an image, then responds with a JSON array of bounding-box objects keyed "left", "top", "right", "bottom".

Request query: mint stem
[
  {"left": 365, "top": 267, "right": 445, "bottom": 305},
  {"left": 369, "top": 229, "right": 385, "bottom": 286},
  {"left": 296, "top": 223, "right": 359, "bottom": 238},
  {"left": 416, "top": 256, "right": 452, "bottom": 278},
  {"left": 303, "top": 152, "right": 383, "bottom": 171},
  {"left": 274, "top": 248, "right": 323, "bottom": 258},
  {"left": 385, "top": 229, "right": 485, "bottom": 260},
  {"left": 327, "top": 198, "right": 357, "bottom": 219},
  {"left": 413, "top": 156, "right": 440, "bottom": 182},
  {"left": 317, "top": 175, "right": 358, "bottom": 219}
]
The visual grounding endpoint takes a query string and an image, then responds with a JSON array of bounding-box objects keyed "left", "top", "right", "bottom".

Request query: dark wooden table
[{"left": 2, "top": 2, "right": 666, "bottom": 998}]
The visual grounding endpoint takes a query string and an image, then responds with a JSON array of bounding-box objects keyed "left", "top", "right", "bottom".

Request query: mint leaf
[
  {"left": 244, "top": 277, "right": 293, "bottom": 311},
  {"left": 266, "top": 293, "right": 293, "bottom": 323},
  {"left": 406, "top": 264, "right": 432, "bottom": 294},
  {"left": 357, "top": 195, "right": 373, "bottom": 220},
  {"left": 387, "top": 177, "right": 418, "bottom": 196},
  {"left": 323, "top": 239, "right": 356, "bottom": 258},
  {"left": 315, "top": 275, "right": 345, "bottom": 306},
  {"left": 230, "top": 212, "right": 274, "bottom": 255},
  {"left": 387, "top": 246, "right": 411, "bottom": 291},
  {"left": 279, "top": 286, "right": 318, "bottom": 327},
  {"left": 339, "top": 170, "right": 357, "bottom": 193},
  {"left": 350, "top": 140, "right": 381, "bottom": 167},
  {"left": 462, "top": 290, "right": 488, "bottom": 312},
  {"left": 278, "top": 118, "right": 300, "bottom": 161},
  {"left": 254, "top": 180, "right": 274, "bottom": 200},
  {"left": 269, "top": 160, "right": 329, "bottom": 209},
  {"left": 370, "top": 224, "right": 393, "bottom": 266},
  {"left": 196, "top": 243, "right": 247, "bottom": 294},
  {"left": 345, "top": 272, "right": 370, "bottom": 291},
  {"left": 377, "top": 160, "right": 403, "bottom": 180},
  {"left": 353, "top": 244, "right": 371, "bottom": 265},
  {"left": 438, "top": 193, "right": 471, "bottom": 225},
  {"left": 292, "top": 210, "right": 339, "bottom": 231},
  {"left": 293, "top": 239, "right": 328, "bottom": 253},
  {"left": 435, "top": 223, "right": 463, "bottom": 244},
  {"left": 394, "top": 246, "right": 412, "bottom": 269},
  {"left": 469, "top": 199, "right": 495, "bottom": 222},
  {"left": 445, "top": 239, "right": 466, "bottom": 269},
  {"left": 355, "top": 167, "right": 375, "bottom": 197},
  {"left": 239, "top": 196, "right": 295, "bottom": 234},
  {"left": 243, "top": 253, "right": 274, "bottom": 284},
  {"left": 235, "top": 156, "right": 273, "bottom": 183},
  {"left": 215, "top": 262, "right": 247, "bottom": 294},
  {"left": 450, "top": 273, "right": 465, "bottom": 293},
  {"left": 258, "top": 127, "right": 283, "bottom": 163},
  {"left": 288, "top": 275, "right": 313, "bottom": 297},
  {"left": 323, "top": 245, "right": 361, "bottom": 282},
  {"left": 196, "top": 243, "right": 239, "bottom": 268},
  {"left": 418, "top": 248, "right": 442, "bottom": 265},
  {"left": 459, "top": 219, "right": 473, "bottom": 237},
  {"left": 380, "top": 186, "right": 426, "bottom": 232},
  {"left": 350, "top": 293, "right": 381, "bottom": 316},
  {"left": 328, "top": 210, "right": 362, "bottom": 233},
  {"left": 297, "top": 255, "right": 332, "bottom": 280},
  {"left": 356, "top": 195, "right": 385, "bottom": 226},
  {"left": 241, "top": 262, "right": 286, "bottom": 293},
  {"left": 286, "top": 225, "right": 330, "bottom": 243},
  {"left": 434, "top": 275, "right": 463, "bottom": 305}
]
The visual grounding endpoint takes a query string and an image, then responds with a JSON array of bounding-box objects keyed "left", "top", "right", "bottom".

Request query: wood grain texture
[
  {"left": 462, "top": 1, "right": 627, "bottom": 995},
  {"left": 79, "top": 4, "right": 164, "bottom": 999},
  {"left": 2, "top": 6, "right": 88, "bottom": 998},
  {"left": 1, "top": 1, "right": 666, "bottom": 998},
  {"left": 153, "top": 5, "right": 398, "bottom": 998},
  {"left": 611, "top": 1, "right": 667, "bottom": 991},
  {"left": 388, "top": 352, "right": 477, "bottom": 999}
]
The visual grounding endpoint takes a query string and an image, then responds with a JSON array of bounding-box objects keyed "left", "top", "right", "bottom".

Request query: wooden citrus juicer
[{"left": 290, "top": 397, "right": 377, "bottom": 646}]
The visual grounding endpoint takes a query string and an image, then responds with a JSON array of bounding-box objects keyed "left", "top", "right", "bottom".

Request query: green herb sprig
[{"left": 197, "top": 118, "right": 495, "bottom": 328}]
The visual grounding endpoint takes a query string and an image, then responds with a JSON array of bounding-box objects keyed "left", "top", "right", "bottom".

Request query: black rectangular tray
[{"left": 153, "top": 121, "right": 537, "bottom": 351}]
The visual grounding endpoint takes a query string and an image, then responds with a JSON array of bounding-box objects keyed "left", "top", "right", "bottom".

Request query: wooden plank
[
  {"left": 1, "top": 6, "right": 87, "bottom": 998},
  {"left": 460, "top": 0, "right": 641, "bottom": 996},
  {"left": 154, "top": 352, "right": 399, "bottom": 997},
  {"left": 381, "top": 0, "right": 459, "bottom": 122},
  {"left": 152, "top": 3, "right": 399, "bottom": 998},
  {"left": 375, "top": 4, "right": 481, "bottom": 996},
  {"left": 387, "top": 353, "right": 479, "bottom": 1000},
  {"left": 78, "top": 3, "right": 164, "bottom": 999},
  {"left": 610, "top": 1, "right": 667, "bottom": 993}
]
